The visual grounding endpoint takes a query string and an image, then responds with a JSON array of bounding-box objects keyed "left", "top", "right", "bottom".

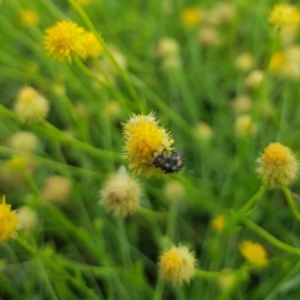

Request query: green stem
[
  {"left": 195, "top": 268, "right": 220, "bottom": 280},
  {"left": 0, "top": 104, "right": 121, "bottom": 161},
  {"left": 237, "top": 186, "right": 265, "bottom": 215},
  {"left": 14, "top": 235, "right": 37, "bottom": 255},
  {"left": 241, "top": 217, "right": 300, "bottom": 255},
  {"left": 281, "top": 186, "right": 300, "bottom": 222},
  {"left": 0, "top": 146, "right": 103, "bottom": 178},
  {"left": 67, "top": 0, "right": 141, "bottom": 107}
]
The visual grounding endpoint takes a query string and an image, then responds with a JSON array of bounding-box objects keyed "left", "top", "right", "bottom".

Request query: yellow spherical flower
[
  {"left": 256, "top": 142, "right": 298, "bottom": 188},
  {"left": 19, "top": 9, "right": 39, "bottom": 27},
  {"left": 159, "top": 245, "right": 196, "bottom": 284},
  {"left": 210, "top": 214, "right": 225, "bottom": 233},
  {"left": 80, "top": 32, "right": 103, "bottom": 59},
  {"left": 122, "top": 113, "right": 174, "bottom": 177},
  {"left": 239, "top": 240, "right": 268, "bottom": 266},
  {"left": 182, "top": 7, "right": 202, "bottom": 28},
  {"left": 7, "top": 156, "right": 26, "bottom": 171},
  {"left": 0, "top": 195, "right": 18, "bottom": 242},
  {"left": 99, "top": 169, "right": 141, "bottom": 217},
  {"left": 14, "top": 86, "right": 49, "bottom": 122},
  {"left": 268, "top": 52, "right": 286, "bottom": 73},
  {"left": 44, "top": 21, "right": 86, "bottom": 62},
  {"left": 269, "top": 4, "right": 300, "bottom": 26}
]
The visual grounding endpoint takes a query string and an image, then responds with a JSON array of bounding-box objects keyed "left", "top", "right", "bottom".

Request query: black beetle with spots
[{"left": 153, "top": 149, "right": 184, "bottom": 174}]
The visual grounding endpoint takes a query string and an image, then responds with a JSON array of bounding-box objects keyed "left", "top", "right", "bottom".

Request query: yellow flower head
[
  {"left": 0, "top": 196, "right": 18, "bottom": 242},
  {"left": 269, "top": 47, "right": 300, "bottom": 80},
  {"left": 7, "top": 156, "right": 26, "bottom": 171},
  {"left": 210, "top": 214, "right": 225, "bottom": 233},
  {"left": 14, "top": 86, "right": 49, "bottom": 122},
  {"left": 159, "top": 245, "right": 196, "bottom": 284},
  {"left": 239, "top": 240, "right": 268, "bottom": 266},
  {"left": 269, "top": 4, "right": 300, "bottom": 26},
  {"left": 80, "top": 32, "right": 103, "bottom": 59},
  {"left": 182, "top": 7, "right": 202, "bottom": 28},
  {"left": 268, "top": 52, "right": 287, "bottom": 73},
  {"left": 256, "top": 142, "right": 298, "bottom": 188},
  {"left": 122, "top": 113, "right": 174, "bottom": 177},
  {"left": 44, "top": 21, "right": 86, "bottom": 62},
  {"left": 19, "top": 9, "right": 39, "bottom": 27},
  {"left": 99, "top": 168, "right": 141, "bottom": 217}
]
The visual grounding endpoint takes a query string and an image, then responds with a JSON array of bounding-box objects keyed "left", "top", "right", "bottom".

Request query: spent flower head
[
  {"left": 99, "top": 167, "right": 141, "bottom": 216},
  {"left": 17, "top": 206, "right": 39, "bottom": 231},
  {"left": 7, "top": 131, "right": 39, "bottom": 153},
  {"left": 122, "top": 112, "right": 174, "bottom": 177},
  {"left": 239, "top": 240, "right": 268, "bottom": 266},
  {"left": 14, "top": 86, "right": 49, "bottom": 122},
  {"left": 0, "top": 195, "right": 18, "bottom": 242},
  {"left": 159, "top": 245, "right": 196, "bottom": 284},
  {"left": 256, "top": 142, "right": 298, "bottom": 188},
  {"left": 44, "top": 21, "right": 86, "bottom": 62},
  {"left": 42, "top": 176, "right": 72, "bottom": 204},
  {"left": 269, "top": 4, "right": 300, "bottom": 27}
]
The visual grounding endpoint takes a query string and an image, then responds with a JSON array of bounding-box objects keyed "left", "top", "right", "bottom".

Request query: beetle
[{"left": 153, "top": 148, "right": 184, "bottom": 174}]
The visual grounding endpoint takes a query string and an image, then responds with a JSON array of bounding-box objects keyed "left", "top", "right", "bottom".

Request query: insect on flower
[{"left": 153, "top": 148, "right": 185, "bottom": 174}]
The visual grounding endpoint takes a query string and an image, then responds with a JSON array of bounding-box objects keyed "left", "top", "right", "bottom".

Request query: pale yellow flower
[
  {"left": 159, "top": 245, "right": 196, "bottom": 284},
  {"left": 256, "top": 143, "right": 298, "bottom": 188}
]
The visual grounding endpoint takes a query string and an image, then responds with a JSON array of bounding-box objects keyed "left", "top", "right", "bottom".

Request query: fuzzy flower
[
  {"left": 99, "top": 168, "right": 141, "bottom": 216},
  {"left": 44, "top": 21, "right": 86, "bottom": 62},
  {"left": 156, "top": 37, "right": 180, "bottom": 58},
  {"left": 159, "top": 245, "right": 196, "bottom": 284},
  {"left": 17, "top": 206, "right": 38, "bottom": 231},
  {"left": 269, "top": 4, "right": 300, "bottom": 27},
  {"left": 235, "top": 52, "right": 255, "bottom": 71},
  {"left": 195, "top": 122, "right": 214, "bottom": 141},
  {"left": 245, "top": 70, "right": 264, "bottom": 89},
  {"left": 19, "top": 9, "right": 39, "bottom": 27},
  {"left": 210, "top": 214, "right": 225, "bottom": 233},
  {"left": 0, "top": 195, "right": 18, "bottom": 242},
  {"left": 14, "top": 86, "right": 49, "bottom": 122},
  {"left": 235, "top": 115, "right": 257, "bottom": 136},
  {"left": 42, "top": 176, "right": 72, "bottom": 204},
  {"left": 80, "top": 32, "right": 103, "bottom": 59},
  {"left": 164, "top": 180, "right": 186, "bottom": 202},
  {"left": 182, "top": 7, "right": 202, "bottom": 28},
  {"left": 198, "top": 27, "right": 220, "bottom": 47},
  {"left": 7, "top": 131, "right": 39, "bottom": 153},
  {"left": 256, "top": 142, "right": 298, "bottom": 188},
  {"left": 122, "top": 113, "right": 174, "bottom": 177},
  {"left": 239, "top": 240, "right": 268, "bottom": 266}
]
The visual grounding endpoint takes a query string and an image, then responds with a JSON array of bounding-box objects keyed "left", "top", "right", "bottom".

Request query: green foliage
[{"left": 1, "top": 0, "right": 300, "bottom": 299}]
